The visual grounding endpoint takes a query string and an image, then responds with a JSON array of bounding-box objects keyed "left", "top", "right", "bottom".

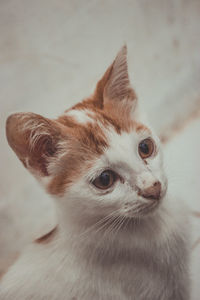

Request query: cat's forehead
[{"left": 58, "top": 102, "right": 150, "bottom": 149}]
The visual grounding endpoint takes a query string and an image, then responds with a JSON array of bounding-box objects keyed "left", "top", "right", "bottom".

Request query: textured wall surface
[{"left": 0, "top": 0, "right": 200, "bottom": 298}]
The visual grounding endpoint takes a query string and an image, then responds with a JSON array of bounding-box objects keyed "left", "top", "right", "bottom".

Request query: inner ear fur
[
  {"left": 6, "top": 112, "right": 62, "bottom": 176},
  {"left": 93, "top": 45, "right": 137, "bottom": 112}
]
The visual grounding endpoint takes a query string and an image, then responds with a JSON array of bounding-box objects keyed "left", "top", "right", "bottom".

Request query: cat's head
[{"left": 6, "top": 46, "right": 167, "bottom": 221}]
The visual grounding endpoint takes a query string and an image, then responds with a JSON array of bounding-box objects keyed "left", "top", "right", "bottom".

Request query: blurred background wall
[{"left": 0, "top": 0, "right": 200, "bottom": 298}]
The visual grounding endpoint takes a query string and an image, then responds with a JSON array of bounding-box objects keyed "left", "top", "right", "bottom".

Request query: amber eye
[
  {"left": 138, "top": 138, "right": 155, "bottom": 159},
  {"left": 92, "top": 170, "right": 116, "bottom": 190}
]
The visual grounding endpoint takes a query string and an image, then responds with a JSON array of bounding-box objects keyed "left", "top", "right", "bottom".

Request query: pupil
[
  {"left": 100, "top": 172, "right": 110, "bottom": 186},
  {"left": 139, "top": 142, "right": 149, "bottom": 154}
]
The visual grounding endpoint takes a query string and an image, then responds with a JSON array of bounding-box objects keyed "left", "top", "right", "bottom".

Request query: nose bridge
[{"left": 137, "top": 171, "right": 156, "bottom": 190}]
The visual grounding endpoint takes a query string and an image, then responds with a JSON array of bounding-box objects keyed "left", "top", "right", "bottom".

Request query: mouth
[
  {"left": 137, "top": 200, "right": 160, "bottom": 215},
  {"left": 124, "top": 198, "right": 161, "bottom": 218}
]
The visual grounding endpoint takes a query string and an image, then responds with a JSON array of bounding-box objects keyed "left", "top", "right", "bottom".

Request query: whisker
[
  {"left": 74, "top": 210, "right": 120, "bottom": 241},
  {"left": 88, "top": 215, "right": 120, "bottom": 264}
]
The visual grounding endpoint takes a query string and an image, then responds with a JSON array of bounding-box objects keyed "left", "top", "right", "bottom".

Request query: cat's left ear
[
  {"left": 93, "top": 45, "right": 138, "bottom": 116},
  {"left": 6, "top": 112, "right": 65, "bottom": 177}
]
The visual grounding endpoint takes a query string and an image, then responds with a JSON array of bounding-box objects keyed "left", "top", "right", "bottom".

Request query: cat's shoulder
[{"left": 0, "top": 232, "right": 69, "bottom": 299}]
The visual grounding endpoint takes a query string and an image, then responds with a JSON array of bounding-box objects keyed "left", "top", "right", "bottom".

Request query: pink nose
[{"left": 139, "top": 181, "right": 161, "bottom": 200}]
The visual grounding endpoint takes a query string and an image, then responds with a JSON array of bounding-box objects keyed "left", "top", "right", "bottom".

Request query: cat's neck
[{"left": 51, "top": 194, "right": 176, "bottom": 260}]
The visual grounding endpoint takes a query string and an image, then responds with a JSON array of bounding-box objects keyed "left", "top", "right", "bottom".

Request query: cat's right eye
[
  {"left": 92, "top": 170, "right": 117, "bottom": 190},
  {"left": 138, "top": 138, "right": 155, "bottom": 159}
]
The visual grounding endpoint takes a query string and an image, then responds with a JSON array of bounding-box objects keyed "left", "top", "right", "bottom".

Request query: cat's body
[
  {"left": 0, "top": 197, "right": 189, "bottom": 300},
  {"left": 0, "top": 47, "right": 190, "bottom": 299},
  {"left": 0, "top": 196, "right": 189, "bottom": 300}
]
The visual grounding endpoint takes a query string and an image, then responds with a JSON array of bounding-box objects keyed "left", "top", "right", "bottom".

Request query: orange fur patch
[
  {"left": 47, "top": 115, "right": 109, "bottom": 196},
  {"left": 71, "top": 98, "right": 147, "bottom": 134},
  {"left": 135, "top": 123, "right": 150, "bottom": 133}
]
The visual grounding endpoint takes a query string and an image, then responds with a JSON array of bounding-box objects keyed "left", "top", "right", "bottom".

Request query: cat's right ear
[
  {"left": 6, "top": 113, "right": 65, "bottom": 177},
  {"left": 93, "top": 46, "right": 138, "bottom": 117}
]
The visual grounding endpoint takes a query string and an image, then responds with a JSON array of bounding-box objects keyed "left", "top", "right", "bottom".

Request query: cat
[{"left": 0, "top": 46, "right": 190, "bottom": 300}]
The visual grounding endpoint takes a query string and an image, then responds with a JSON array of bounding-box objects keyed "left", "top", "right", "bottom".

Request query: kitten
[{"left": 0, "top": 46, "right": 190, "bottom": 300}]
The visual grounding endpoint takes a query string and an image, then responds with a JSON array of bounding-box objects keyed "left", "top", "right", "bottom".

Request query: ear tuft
[
  {"left": 6, "top": 113, "right": 61, "bottom": 176},
  {"left": 104, "top": 45, "right": 130, "bottom": 101},
  {"left": 93, "top": 46, "right": 137, "bottom": 112}
]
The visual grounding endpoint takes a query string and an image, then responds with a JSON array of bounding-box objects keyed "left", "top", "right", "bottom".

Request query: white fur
[
  {"left": 66, "top": 109, "right": 95, "bottom": 124},
  {"left": 0, "top": 194, "right": 189, "bottom": 300}
]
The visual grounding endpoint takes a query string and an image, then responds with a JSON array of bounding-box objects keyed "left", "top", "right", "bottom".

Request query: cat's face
[
  {"left": 6, "top": 46, "right": 167, "bottom": 221},
  {"left": 59, "top": 110, "right": 167, "bottom": 220}
]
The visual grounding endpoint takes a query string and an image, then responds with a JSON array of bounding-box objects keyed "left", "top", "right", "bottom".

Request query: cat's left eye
[
  {"left": 138, "top": 138, "right": 155, "bottom": 159},
  {"left": 92, "top": 170, "right": 117, "bottom": 190}
]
